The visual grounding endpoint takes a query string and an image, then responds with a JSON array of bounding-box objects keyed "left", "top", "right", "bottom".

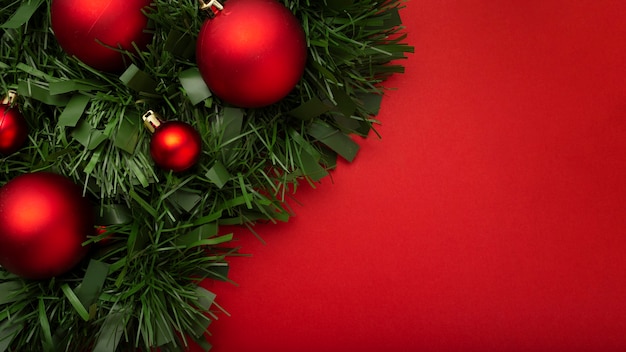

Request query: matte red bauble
[
  {"left": 196, "top": 0, "right": 308, "bottom": 108},
  {"left": 0, "top": 94, "right": 28, "bottom": 155},
  {"left": 50, "top": 0, "right": 153, "bottom": 72},
  {"left": 0, "top": 172, "right": 94, "bottom": 279},
  {"left": 150, "top": 121, "right": 202, "bottom": 173}
]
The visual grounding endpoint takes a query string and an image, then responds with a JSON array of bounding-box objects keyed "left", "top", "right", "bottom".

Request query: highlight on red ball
[
  {"left": 143, "top": 110, "right": 202, "bottom": 173},
  {"left": 196, "top": 0, "right": 308, "bottom": 108},
  {"left": 0, "top": 172, "right": 94, "bottom": 280},
  {"left": 0, "top": 90, "right": 28, "bottom": 155},
  {"left": 50, "top": 0, "right": 153, "bottom": 72}
]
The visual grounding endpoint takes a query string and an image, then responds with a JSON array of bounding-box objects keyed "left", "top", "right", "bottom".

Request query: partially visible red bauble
[
  {"left": 0, "top": 172, "right": 94, "bottom": 279},
  {"left": 196, "top": 0, "right": 308, "bottom": 108},
  {"left": 50, "top": 0, "right": 153, "bottom": 72},
  {"left": 0, "top": 99, "right": 28, "bottom": 155},
  {"left": 150, "top": 121, "right": 202, "bottom": 172}
]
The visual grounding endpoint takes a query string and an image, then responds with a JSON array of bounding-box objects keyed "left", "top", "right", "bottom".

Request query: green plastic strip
[
  {"left": 164, "top": 29, "right": 196, "bottom": 59},
  {"left": 119, "top": 64, "right": 158, "bottom": 94},
  {"left": 331, "top": 86, "right": 357, "bottom": 118},
  {"left": 168, "top": 189, "right": 201, "bottom": 213},
  {"left": 113, "top": 116, "right": 141, "bottom": 154},
  {"left": 0, "top": 320, "right": 23, "bottom": 352},
  {"left": 205, "top": 161, "right": 231, "bottom": 189},
  {"left": 288, "top": 97, "right": 331, "bottom": 120},
  {"left": 174, "top": 222, "right": 219, "bottom": 247},
  {"left": 17, "top": 80, "right": 69, "bottom": 106},
  {"left": 96, "top": 204, "right": 133, "bottom": 225},
  {"left": 195, "top": 287, "right": 217, "bottom": 311},
  {"left": 75, "top": 260, "right": 110, "bottom": 308},
  {"left": 58, "top": 94, "right": 90, "bottom": 128},
  {"left": 71, "top": 120, "right": 107, "bottom": 150},
  {"left": 0, "top": 281, "right": 22, "bottom": 305},
  {"left": 179, "top": 68, "right": 212, "bottom": 105},
  {"left": 49, "top": 79, "right": 104, "bottom": 95},
  {"left": 308, "top": 121, "right": 360, "bottom": 162},
  {"left": 38, "top": 298, "right": 53, "bottom": 351},
  {"left": 92, "top": 304, "right": 127, "bottom": 352},
  {"left": 1, "top": 0, "right": 44, "bottom": 29},
  {"left": 61, "top": 284, "right": 89, "bottom": 321}
]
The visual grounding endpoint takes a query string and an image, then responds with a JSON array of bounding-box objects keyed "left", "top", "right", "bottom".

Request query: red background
[{"left": 204, "top": 1, "right": 626, "bottom": 351}]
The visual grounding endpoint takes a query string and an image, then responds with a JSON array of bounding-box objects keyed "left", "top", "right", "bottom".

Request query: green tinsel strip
[{"left": 0, "top": 0, "right": 413, "bottom": 351}]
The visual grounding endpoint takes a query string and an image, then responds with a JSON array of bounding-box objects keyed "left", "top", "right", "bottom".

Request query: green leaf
[
  {"left": 129, "top": 190, "right": 158, "bottom": 218},
  {"left": 288, "top": 97, "right": 331, "bottom": 120},
  {"left": 164, "top": 29, "right": 196, "bottom": 59},
  {"left": 358, "top": 93, "right": 383, "bottom": 116},
  {"left": 119, "top": 64, "right": 158, "bottom": 94},
  {"left": 0, "top": 320, "right": 23, "bottom": 352},
  {"left": 38, "top": 298, "right": 53, "bottom": 352},
  {"left": 71, "top": 120, "right": 107, "bottom": 150},
  {"left": 75, "top": 260, "right": 110, "bottom": 308},
  {"left": 168, "top": 189, "right": 201, "bottom": 213},
  {"left": 95, "top": 204, "right": 133, "bottom": 225},
  {"left": 186, "top": 233, "right": 233, "bottom": 248},
  {"left": 17, "top": 80, "right": 70, "bottom": 106},
  {"left": 180, "top": 68, "right": 212, "bottom": 105},
  {"left": 195, "top": 287, "right": 217, "bottom": 311},
  {"left": 218, "top": 107, "right": 244, "bottom": 161},
  {"left": 113, "top": 115, "right": 141, "bottom": 154},
  {"left": 58, "top": 94, "right": 90, "bottom": 128},
  {"left": 192, "top": 210, "right": 223, "bottom": 227},
  {"left": 297, "top": 149, "right": 328, "bottom": 181},
  {"left": 49, "top": 80, "right": 105, "bottom": 95},
  {"left": 331, "top": 85, "right": 357, "bottom": 118},
  {"left": 308, "top": 121, "right": 360, "bottom": 162},
  {"left": 61, "top": 284, "right": 90, "bottom": 321},
  {"left": 174, "top": 222, "right": 219, "bottom": 246},
  {"left": 92, "top": 304, "right": 127, "bottom": 352},
  {"left": 1, "top": 0, "right": 44, "bottom": 29},
  {"left": 325, "top": 0, "right": 353, "bottom": 11},
  {"left": 0, "top": 281, "right": 23, "bottom": 305},
  {"left": 205, "top": 161, "right": 231, "bottom": 189}
]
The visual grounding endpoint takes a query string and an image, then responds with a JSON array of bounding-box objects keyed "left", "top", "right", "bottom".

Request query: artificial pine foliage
[{"left": 0, "top": 0, "right": 412, "bottom": 350}]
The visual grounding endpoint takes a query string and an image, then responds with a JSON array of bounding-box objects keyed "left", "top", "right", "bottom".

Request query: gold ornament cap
[
  {"left": 199, "top": 0, "right": 224, "bottom": 16},
  {"left": 1, "top": 90, "right": 17, "bottom": 106},
  {"left": 142, "top": 110, "right": 163, "bottom": 133}
]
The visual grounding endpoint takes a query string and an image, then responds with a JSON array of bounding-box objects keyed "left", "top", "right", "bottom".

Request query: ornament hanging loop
[
  {"left": 1, "top": 90, "right": 17, "bottom": 106},
  {"left": 199, "top": 0, "right": 224, "bottom": 16},
  {"left": 142, "top": 110, "right": 163, "bottom": 133}
]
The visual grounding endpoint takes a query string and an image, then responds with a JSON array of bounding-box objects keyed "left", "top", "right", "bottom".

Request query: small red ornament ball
[
  {"left": 0, "top": 172, "right": 94, "bottom": 279},
  {"left": 50, "top": 0, "right": 153, "bottom": 72},
  {"left": 150, "top": 121, "right": 202, "bottom": 172},
  {"left": 196, "top": 0, "right": 308, "bottom": 108},
  {"left": 0, "top": 104, "right": 28, "bottom": 155}
]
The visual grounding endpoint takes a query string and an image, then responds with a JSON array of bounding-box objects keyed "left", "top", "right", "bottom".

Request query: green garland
[{"left": 0, "top": 0, "right": 412, "bottom": 351}]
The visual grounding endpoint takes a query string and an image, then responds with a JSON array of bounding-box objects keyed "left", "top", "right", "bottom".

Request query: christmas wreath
[{"left": 0, "top": 0, "right": 412, "bottom": 350}]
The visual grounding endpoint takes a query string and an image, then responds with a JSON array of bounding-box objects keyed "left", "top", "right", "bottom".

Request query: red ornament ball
[
  {"left": 196, "top": 0, "right": 308, "bottom": 108},
  {"left": 150, "top": 121, "right": 202, "bottom": 172},
  {"left": 0, "top": 172, "right": 94, "bottom": 279},
  {"left": 50, "top": 0, "right": 153, "bottom": 72},
  {"left": 0, "top": 104, "right": 28, "bottom": 155}
]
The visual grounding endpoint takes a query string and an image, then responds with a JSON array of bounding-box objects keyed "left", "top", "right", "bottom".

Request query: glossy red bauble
[
  {"left": 50, "top": 0, "right": 153, "bottom": 72},
  {"left": 196, "top": 0, "right": 308, "bottom": 108},
  {"left": 150, "top": 121, "right": 202, "bottom": 172},
  {"left": 0, "top": 104, "right": 28, "bottom": 155},
  {"left": 0, "top": 172, "right": 94, "bottom": 279}
]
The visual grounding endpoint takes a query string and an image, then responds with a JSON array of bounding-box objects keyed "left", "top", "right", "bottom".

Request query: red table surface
[{"left": 199, "top": 1, "right": 626, "bottom": 351}]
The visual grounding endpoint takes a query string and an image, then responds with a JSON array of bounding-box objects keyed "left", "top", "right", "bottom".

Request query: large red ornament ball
[
  {"left": 50, "top": 0, "right": 153, "bottom": 72},
  {"left": 196, "top": 0, "right": 308, "bottom": 108},
  {"left": 0, "top": 104, "right": 28, "bottom": 155},
  {"left": 0, "top": 172, "right": 94, "bottom": 279},
  {"left": 150, "top": 121, "right": 202, "bottom": 172}
]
